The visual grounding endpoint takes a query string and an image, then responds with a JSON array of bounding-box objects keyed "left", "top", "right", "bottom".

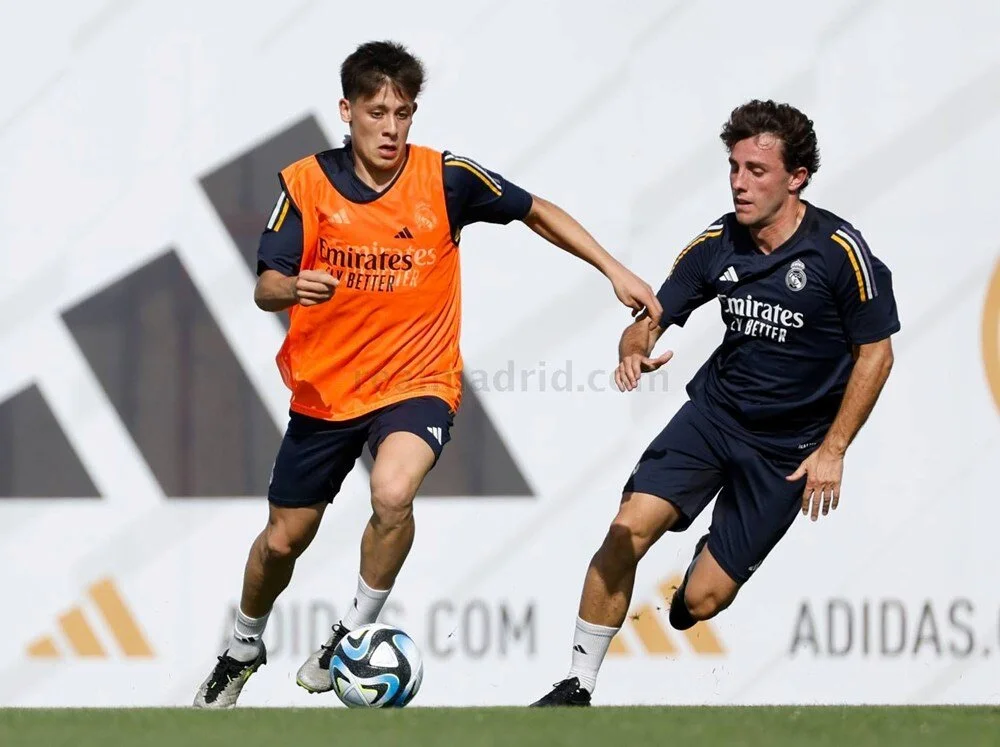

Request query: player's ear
[
  {"left": 339, "top": 98, "right": 352, "bottom": 124},
  {"left": 788, "top": 166, "right": 808, "bottom": 193},
  {"left": 411, "top": 101, "right": 418, "bottom": 115}
]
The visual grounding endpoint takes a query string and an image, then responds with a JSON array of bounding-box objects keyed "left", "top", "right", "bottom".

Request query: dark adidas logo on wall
[{"left": 0, "top": 115, "right": 533, "bottom": 500}]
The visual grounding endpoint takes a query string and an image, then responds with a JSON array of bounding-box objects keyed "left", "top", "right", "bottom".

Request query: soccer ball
[{"left": 330, "top": 623, "right": 424, "bottom": 708}]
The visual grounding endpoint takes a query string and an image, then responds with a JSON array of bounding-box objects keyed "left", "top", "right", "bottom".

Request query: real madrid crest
[
  {"left": 785, "top": 259, "right": 807, "bottom": 292},
  {"left": 414, "top": 201, "right": 438, "bottom": 231}
]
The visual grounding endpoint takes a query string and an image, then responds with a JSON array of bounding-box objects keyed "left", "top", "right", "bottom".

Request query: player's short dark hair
[
  {"left": 341, "top": 41, "right": 425, "bottom": 103},
  {"left": 720, "top": 100, "right": 820, "bottom": 190}
]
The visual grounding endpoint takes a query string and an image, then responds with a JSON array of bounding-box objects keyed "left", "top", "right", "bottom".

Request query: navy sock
[{"left": 668, "top": 585, "right": 696, "bottom": 630}]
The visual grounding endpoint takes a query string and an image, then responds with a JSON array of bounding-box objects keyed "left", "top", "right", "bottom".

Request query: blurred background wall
[{"left": 1, "top": 0, "right": 999, "bottom": 706}]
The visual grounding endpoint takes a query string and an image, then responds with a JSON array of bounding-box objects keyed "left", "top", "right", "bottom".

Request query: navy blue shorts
[
  {"left": 624, "top": 401, "right": 805, "bottom": 584},
  {"left": 268, "top": 396, "right": 454, "bottom": 508}
]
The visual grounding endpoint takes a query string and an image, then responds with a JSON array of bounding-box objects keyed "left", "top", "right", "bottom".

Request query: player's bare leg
[
  {"left": 194, "top": 503, "right": 326, "bottom": 709},
  {"left": 242, "top": 502, "right": 328, "bottom": 616},
  {"left": 359, "top": 431, "right": 435, "bottom": 589},
  {"left": 533, "top": 492, "right": 681, "bottom": 706},
  {"left": 296, "top": 432, "right": 435, "bottom": 693},
  {"left": 579, "top": 492, "right": 682, "bottom": 626}
]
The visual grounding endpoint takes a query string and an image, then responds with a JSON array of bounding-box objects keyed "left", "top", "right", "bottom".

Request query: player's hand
[
  {"left": 615, "top": 351, "right": 673, "bottom": 392},
  {"left": 786, "top": 445, "right": 844, "bottom": 522},
  {"left": 294, "top": 270, "right": 339, "bottom": 306},
  {"left": 610, "top": 268, "right": 663, "bottom": 325}
]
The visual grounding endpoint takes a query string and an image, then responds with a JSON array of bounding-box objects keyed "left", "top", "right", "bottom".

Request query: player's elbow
[
  {"left": 253, "top": 284, "right": 279, "bottom": 312},
  {"left": 855, "top": 339, "right": 894, "bottom": 375},
  {"left": 254, "top": 271, "right": 296, "bottom": 312},
  {"left": 253, "top": 281, "right": 267, "bottom": 310},
  {"left": 881, "top": 349, "right": 894, "bottom": 377}
]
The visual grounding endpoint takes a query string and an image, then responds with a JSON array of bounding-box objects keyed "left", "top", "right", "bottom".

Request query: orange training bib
[{"left": 275, "top": 145, "right": 462, "bottom": 420}]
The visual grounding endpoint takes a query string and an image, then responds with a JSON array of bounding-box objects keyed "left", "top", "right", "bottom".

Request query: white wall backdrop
[{"left": 1, "top": 0, "right": 999, "bottom": 707}]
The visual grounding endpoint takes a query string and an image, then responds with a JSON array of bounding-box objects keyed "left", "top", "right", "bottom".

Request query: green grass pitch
[{"left": 2, "top": 706, "right": 998, "bottom": 747}]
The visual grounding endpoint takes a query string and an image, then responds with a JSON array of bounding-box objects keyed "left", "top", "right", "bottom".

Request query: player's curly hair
[
  {"left": 720, "top": 100, "right": 820, "bottom": 191},
  {"left": 341, "top": 41, "right": 426, "bottom": 103}
]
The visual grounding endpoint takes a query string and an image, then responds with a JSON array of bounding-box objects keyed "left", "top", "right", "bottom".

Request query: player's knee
[
  {"left": 608, "top": 508, "right": 663, "bottom": 555},
  {"left": 369, "top": 471, "right": 416, "bottom": 527},
  {"left": 263, "top": 522, "right": 310, "bottom": 562},
  {"left": 595, "top": 522, "right": 643, "bottom": 572},
  {"left": 683, "top": 583, "right": 734, "bottom": 621}
]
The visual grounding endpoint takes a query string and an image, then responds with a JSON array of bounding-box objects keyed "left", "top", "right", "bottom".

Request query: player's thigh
[
  {"left": 624, "top": 402, "right": 726, "bottom": 534},
  {"left": 704, "top": 444, "right": 803, "bottom": 586},
  {"left": 367, "top": 396, "right": 453, "bottom": 465},
  {"left": 366, "top": 397, "right": 453, "bottom": 508},
  {"left": 268, "top": 411, "right": 367, "bottom": 509}
]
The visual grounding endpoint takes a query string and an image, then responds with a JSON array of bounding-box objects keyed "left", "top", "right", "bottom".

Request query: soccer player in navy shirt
[{"left": 533, "top": 100, "right": 899, "bottom": 706}]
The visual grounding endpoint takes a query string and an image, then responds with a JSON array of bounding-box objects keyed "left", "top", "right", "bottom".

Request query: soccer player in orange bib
[{"left": 194, "top": 40, "right": 662, "bottom": 708}]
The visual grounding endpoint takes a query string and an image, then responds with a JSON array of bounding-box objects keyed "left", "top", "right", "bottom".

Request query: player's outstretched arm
[
  {"left": 254, "top": 269, "right": 339, "bottom": 312},
  {"left": 614, "top": 313, "right": 672, "bottom": 392},
  {"left": 521, "top": 195, "right": 662, "bottom": 324},
  {"left": 787, "top": 337, "right": 895, "bottom": 521}
]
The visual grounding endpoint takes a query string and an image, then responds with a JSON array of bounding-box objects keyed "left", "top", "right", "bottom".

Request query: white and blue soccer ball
[{"left": 330, "top": 623, "right": 424, "bottom": 708}]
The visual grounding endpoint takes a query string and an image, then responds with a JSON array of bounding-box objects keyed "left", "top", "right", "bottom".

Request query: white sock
[
  {"left": 567, "top": 616, "right": 619, "bottom": 694},
  {"left": 229, "top": 608, "right": 269, "bottom": 662},
  {"left": 340, "top": 575, "right": 392, "bottom": 630}
]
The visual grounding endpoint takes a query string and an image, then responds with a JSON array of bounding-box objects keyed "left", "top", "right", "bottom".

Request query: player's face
[
  {"left": 340, "top": 83, "right": 416, "bottom": 176},
  {"left": 728, "top": 134, "right": 804, "bottom": 227}
]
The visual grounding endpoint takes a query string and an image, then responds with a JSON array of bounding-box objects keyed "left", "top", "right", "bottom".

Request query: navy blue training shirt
[
  {"left": 656, "top": 202, "right": 900, "bottom": 457},
  {"left": 258, "top": 145, "right": 533, "bottom": 276}
]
